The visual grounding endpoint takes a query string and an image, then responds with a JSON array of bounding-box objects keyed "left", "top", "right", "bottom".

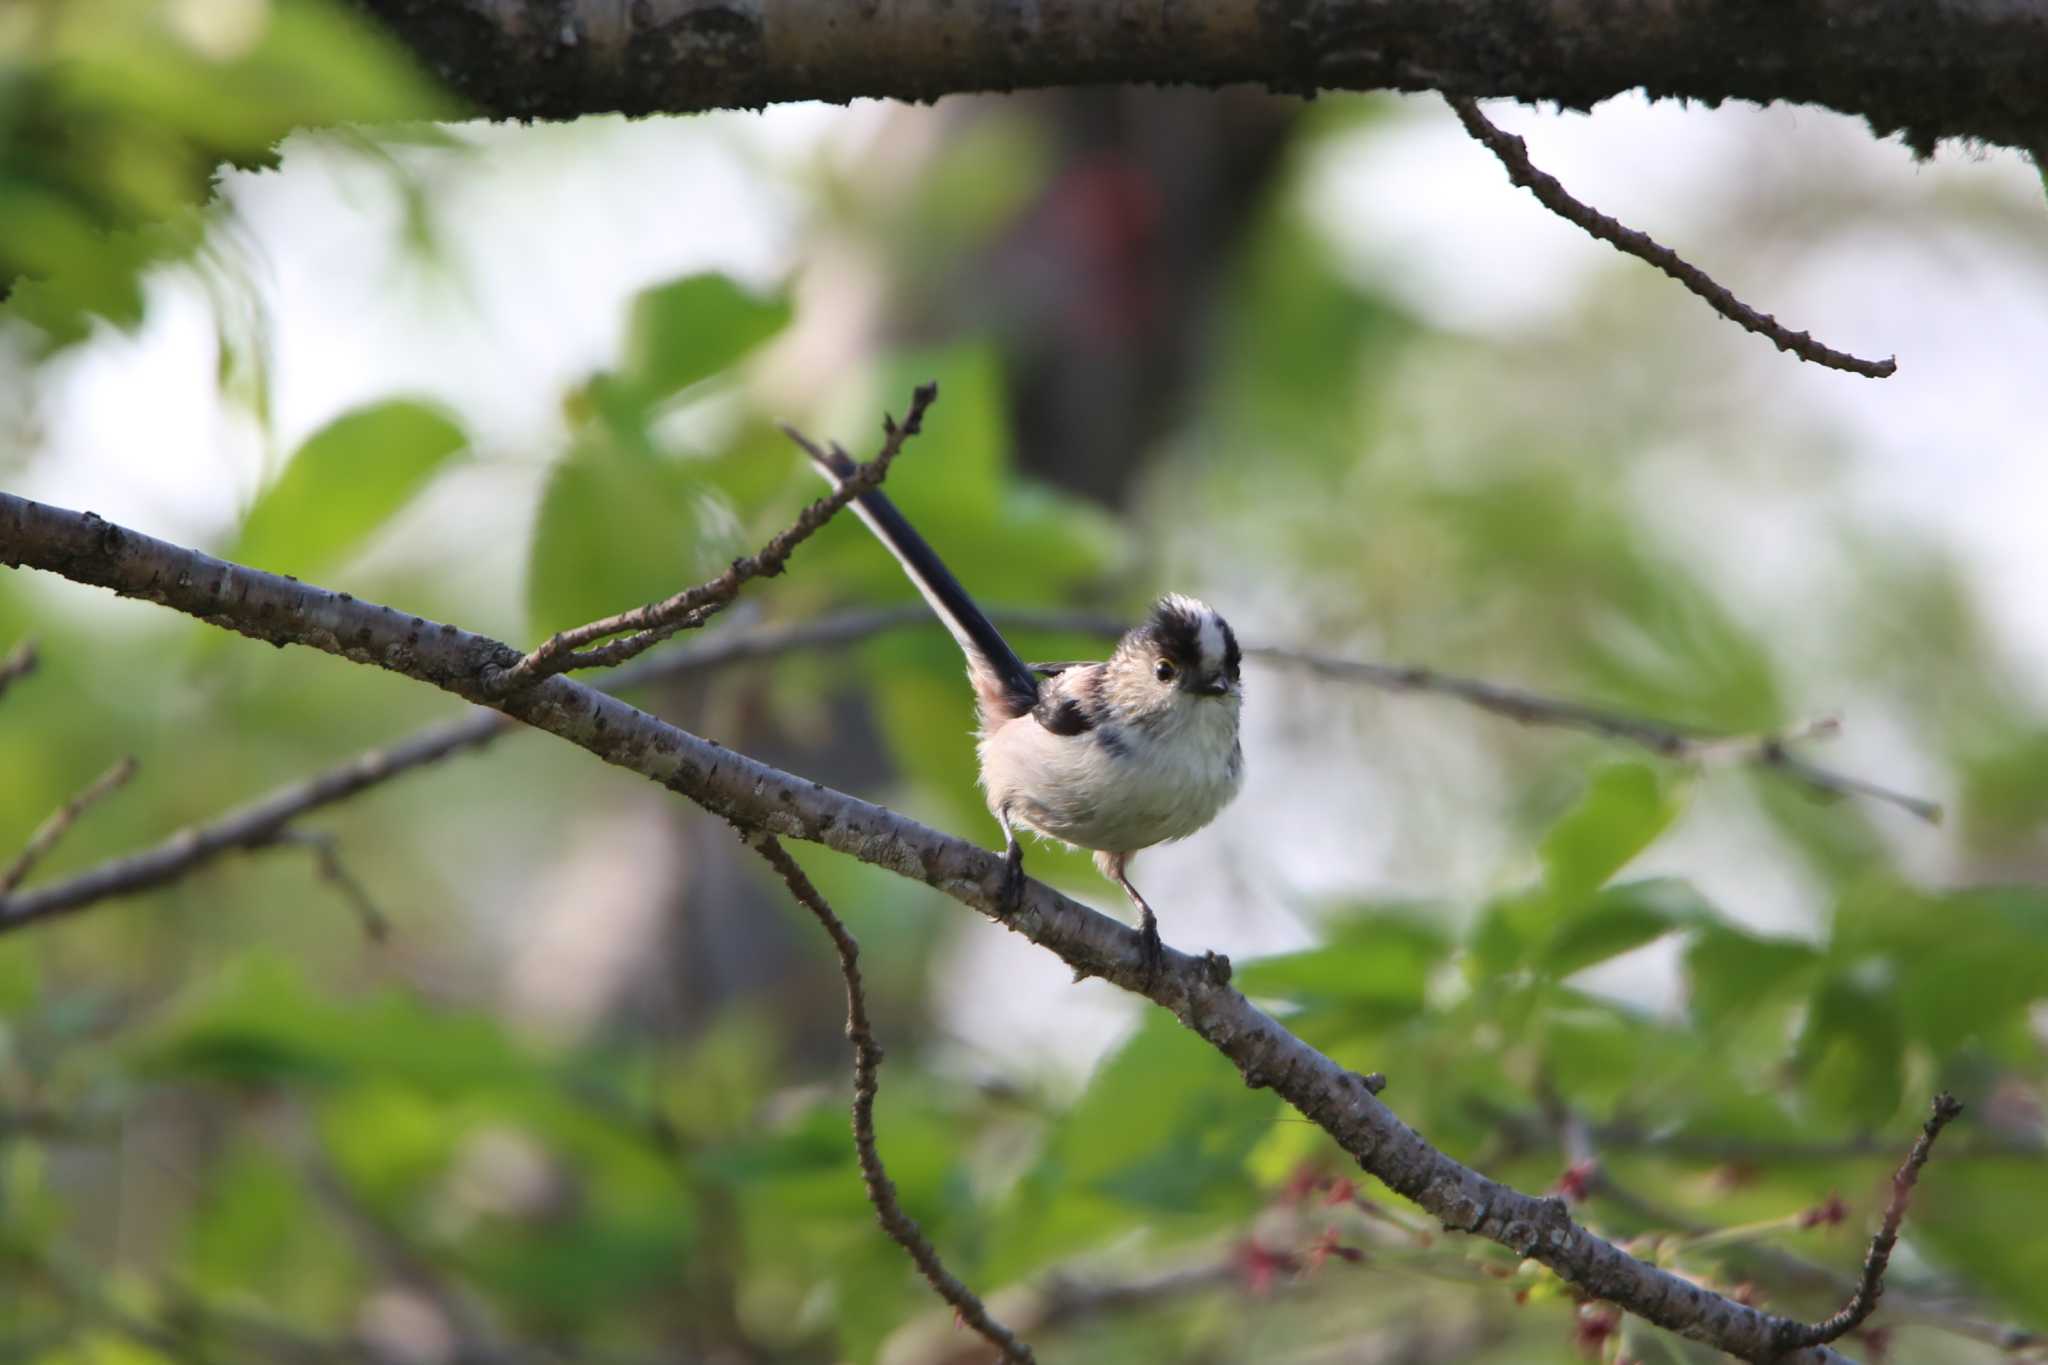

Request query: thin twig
[
  {"left": 0, "top": 717, "right": 511, "bottom": 928},
  {"left": 1776, "top": 1093, "right": 1967, "bottom": 1351},
  {"left": 1529, "top": 1094, "right": 2037, "bottom": 1356},
  {"left": 1257, "top": 647, "right": 1941, "bottom": 822},
  {"left": 267, "top": 829, "right": 392, "bottom": 941},
  {"left": 745, "top": 830, "right": 1034, "bottom": 1364},
  {"left": 0, "top": 755, "right": 138, "bottom": 895},
  {"left": 489, "top": 382, "right": 939, "bottom": 691},
  {"left": 0, "top": 638, "right": 37, "bottom": 702},
  {"left": 1444, "top": 94, "right": 1897, "bottom": 379}
]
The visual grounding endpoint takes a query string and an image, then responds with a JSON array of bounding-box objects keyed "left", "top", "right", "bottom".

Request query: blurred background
[{"left": 3, "top": 2, "right": 2047, "bottom": 1362}]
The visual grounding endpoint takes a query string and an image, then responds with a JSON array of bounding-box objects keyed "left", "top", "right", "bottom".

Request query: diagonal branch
[
  {"left": 746, "top": 831, "right": 1034, "bottom": 1363},
  {"left": 0, "top": 755, "right": 139, "bottom": 896},
  {"left": 0, "top": 606, "right": 1114, "bottom": 930},
  {"left": 1444, "top": 94, "right": 1897, "bottom": 379},
  {"left": 489, "top": 382, "right": 937, "bottom": 690},
  {"left": 0, "top": 711, "right": 511, "bottom": 929},
  {"left": 0, "top": 489, "right": 1877, "bottom": 1364}
]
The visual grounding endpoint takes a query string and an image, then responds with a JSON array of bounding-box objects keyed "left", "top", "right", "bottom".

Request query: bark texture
[{"left": 350, "top": 0, "right": 2048, "bottom": 154}]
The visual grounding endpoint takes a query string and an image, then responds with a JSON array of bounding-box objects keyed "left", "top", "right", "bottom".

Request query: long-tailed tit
[{"left": 806, "top": 443, "right": 1243, "bottom": 970}]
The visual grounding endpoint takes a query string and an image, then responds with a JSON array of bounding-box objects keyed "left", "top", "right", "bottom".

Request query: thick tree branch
[
  {"left": 348, "top": 0, "right": 2048, "bottom": 156},
  {"left": 1444, "top": 95, "right": 1897, "bottom": 378},
  {"left": 747, "top": 831, "right": 1032, "bottom": 1363},
  {"left": 0, "top": 492, "right": 1884, "bottom": 1364}
]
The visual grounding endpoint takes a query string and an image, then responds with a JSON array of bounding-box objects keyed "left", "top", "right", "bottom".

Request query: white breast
[{"left": 980, "top": 696, "right": 1243, "bottom": 856}]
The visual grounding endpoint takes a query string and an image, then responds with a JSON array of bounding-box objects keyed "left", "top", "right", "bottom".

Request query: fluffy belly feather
[{"left": 980, "top": 702, "right": 1242, "bottom": 855}]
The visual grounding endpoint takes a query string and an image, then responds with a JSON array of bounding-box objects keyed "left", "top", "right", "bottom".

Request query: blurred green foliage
[
  {"left": 0, "top": 20, "right": 2045, "bottom": 1365},
  {"left": 0, "top": 0, "right": 450, "bottom": 351}
]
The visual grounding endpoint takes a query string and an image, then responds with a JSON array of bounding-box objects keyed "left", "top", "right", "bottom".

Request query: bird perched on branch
[{"left": 797, "top": 433, "right": 1243, "bottom": 975}]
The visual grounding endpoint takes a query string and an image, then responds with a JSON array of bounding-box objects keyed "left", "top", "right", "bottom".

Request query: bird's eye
[{"left": 1154, "top": 659, "right": 1178, "bottom": 683}]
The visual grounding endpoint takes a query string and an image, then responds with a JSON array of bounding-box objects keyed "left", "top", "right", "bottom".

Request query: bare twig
[
  {"left": 1528, "top": 1091, "right": 2037, "bottom": 1356},
  {"left": 0, "top": 486, "right": 1882, "bottom": 1365},
  {"left": 488, "top": 382, "right": 938, "bottom": 691},
  {"left": 745, "top": 831, "right": 1034, "bottom": 1364},
  {"left": 0, "top": 755, "right": 138, "bottom": 896},
  {"left": 267, "top": 829, "right": 392, "bottom": 941},
  {"left": 0, "top": 715, "right": 511, "bottom": 929},
  {"left": 1588, "top": 1164, "right": 2041, "bottom": 1355},
  {"left": 1775, "top": 1093, "right": 1967, "bottom": 1352},
  {"left": 1444, "top": 94, "right": 1897, "bottom": 379},
  {"left": 0, "top": 638, "right": 37, "bottom": 702},
  {"left": 1257, "top": 648, "right": 1941, "bottom": 822}
]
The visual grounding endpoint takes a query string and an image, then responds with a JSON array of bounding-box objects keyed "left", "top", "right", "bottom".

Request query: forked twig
[
  {"left": 266, "top": 829, "right": 392, "bottom": 942},
  {"left": 745, "top": 831, "right": 1034, "bottom": 1364},
  {"left": 489, "top": 382, "right": 938, "bottom": 691},
  {"left": 1444, "top": 94, "right": 1896, "bottom": 379}
]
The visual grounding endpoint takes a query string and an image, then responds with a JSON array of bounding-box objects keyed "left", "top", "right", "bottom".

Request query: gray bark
[{"left": 351, "top": 0, "right": 2048, "bottom": 155}]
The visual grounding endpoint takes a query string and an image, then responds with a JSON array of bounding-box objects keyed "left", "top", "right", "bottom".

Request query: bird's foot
[
  {"left": 997, "top": 841, "right": 1026, "bottom": 919},
  {"left": 1138, "top": 909, "right": 1166, "bottom": 990}
]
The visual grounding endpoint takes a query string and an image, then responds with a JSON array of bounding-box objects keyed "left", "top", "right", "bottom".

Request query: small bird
[{"left": 804, "top": 441, "right": 1244, "bottom": 972}]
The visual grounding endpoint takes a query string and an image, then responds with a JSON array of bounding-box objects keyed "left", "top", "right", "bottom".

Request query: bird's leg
[
  {"left": 995, "top": 808, "right": 1027, "bottom": 918},
  {"left": 1096, "top": 850, "right": 1165, "bottom": 986}
]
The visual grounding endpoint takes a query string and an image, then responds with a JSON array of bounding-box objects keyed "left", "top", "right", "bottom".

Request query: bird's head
[{"left": 1105, "top": 593, "right": 1243, "bottom": 723}]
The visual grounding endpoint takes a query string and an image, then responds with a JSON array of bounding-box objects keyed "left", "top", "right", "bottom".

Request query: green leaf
[
  {"left": 1836, "top": 883, "right": 2048, "bottom": 1055},
  {"left": 1913, "top": 1161, "right": 2048, "bottom": 1327},
  {"left": 232, "top": 400, "right": 466, "bottom": 575},
  {"left": 526, "top": 445, "right": 700, "bottom": 636},
  {"left": 1683, "top": 923, "right": 1822, "bottom": 1032},
  {"left": 1238, "top": 904, "right": 1452, "bottom": 1025},
  {"left": 1792, "top": 973, "right": 1905, "bottom": 1129},
  {"left": 620, "top": 273, "right": 789, "bottom": 404},
  {"left": 1538, "top": 877, "right": 1713, "bottom": 977},
  {"left": 984, "top": 1013, "right": 1269, "bottom": 1283},
  {"left": 1539, "top": 763, "right": 1680, "bottom": 905}
]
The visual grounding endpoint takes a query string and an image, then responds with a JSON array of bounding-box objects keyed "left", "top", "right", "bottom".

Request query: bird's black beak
[{"left": 1190, "top": 675, "right": 1233, "bottom": 696}]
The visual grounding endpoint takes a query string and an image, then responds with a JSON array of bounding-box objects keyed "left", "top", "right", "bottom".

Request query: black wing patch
[{"left": 1034, "top": 695, "right": 1095, "bottom": 736}]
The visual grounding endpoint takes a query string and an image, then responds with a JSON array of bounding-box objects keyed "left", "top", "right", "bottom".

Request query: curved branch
[
  {"left": 0, "top": 491, "right": 1879, "bottom": 1364},
  {"left": 348, "top": 0, "right": 2048, "bottom": 155},
  {"left": 747, "top": 831, "right": 1033, "bottom": 1362},
  {"left": 1444, "top": 95, "right": 1896, "bottom": 378}
]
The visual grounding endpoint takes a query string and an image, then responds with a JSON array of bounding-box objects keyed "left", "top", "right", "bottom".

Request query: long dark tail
[{"left": 807, "top": 444, "right": 1040, "bottom": 721}]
